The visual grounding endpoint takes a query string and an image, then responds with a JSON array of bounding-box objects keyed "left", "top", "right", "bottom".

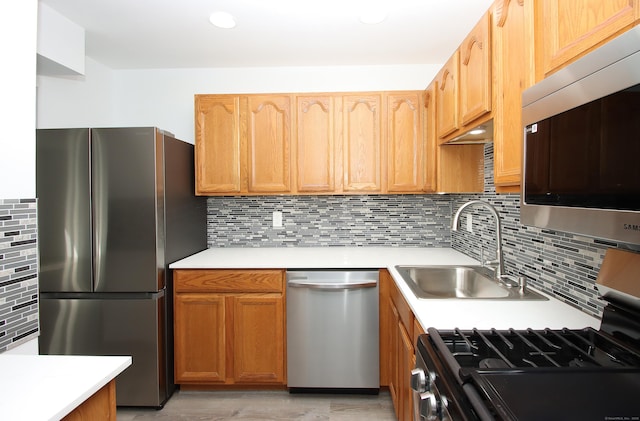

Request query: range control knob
[
  {"left": 419, "top": 391, "right": 440, "bottom": 421},
  {"left": 410, "top": 368, "right": 427, "bottom": 392}
]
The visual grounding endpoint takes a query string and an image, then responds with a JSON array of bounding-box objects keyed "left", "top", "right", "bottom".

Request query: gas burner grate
[{"left": 441, "top": 327, "right": 640, "bottom": 370}]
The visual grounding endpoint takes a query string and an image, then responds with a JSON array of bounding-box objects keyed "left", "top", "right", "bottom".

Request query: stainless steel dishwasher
[{"left": 286, "top": 269, "right": 379, "bottom": 392}]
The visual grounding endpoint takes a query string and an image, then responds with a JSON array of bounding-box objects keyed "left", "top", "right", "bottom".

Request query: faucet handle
[{"left": 517, "top": 276, "right": 527, "bottom": 293}]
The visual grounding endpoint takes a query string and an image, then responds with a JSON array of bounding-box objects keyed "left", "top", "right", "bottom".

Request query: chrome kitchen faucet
[{"left": 452, "top": 200, "right": 505, "bottom": 279}]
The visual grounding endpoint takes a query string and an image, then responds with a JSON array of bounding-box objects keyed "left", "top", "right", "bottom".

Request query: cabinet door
[
  {"left": 386, "top": 92, "right": 424, "bottom": 192},
  {"left": 389, "top": 280, "right": 414, "bottom": 421},
  {"left": 493, "top": 0, "right": 534, "bottom": 189},
  {"left": 195, "top": 95, "right": 241, "bottom": 194},
  {"left": 423, "top": 87, "right": 437, "bottom": 193},
  {"left": 233, "top": 295, "right": 285, "bottom": 384},
  {"left": 436, "top": 51, "right": 460, "bottom": 140},
  {"left": 245, "top": 95, "right": 292, "bottom": 193},
  {"left": 174, "top": 293, "right": 226, "bottom": 383},
  {"left": 460, "top": 12, "right": 492, "bottom": 126},
  {"left": 535, "top": 0, "right": 640, "bottom": 79},
  {"left": 296, "top": 95, "right": 336, "bottom": 192},
  {"left": 378, "top": 270, "right": 393, "bottom": 387},
  {"left": 398, "top": 320, "right": 414, "bottom": 421},
  {"left": 342, "top": 94, "right": 383, "bottom": 192},
  {"left": 388, "top": 298, "right": 401, "bottom": 419}
]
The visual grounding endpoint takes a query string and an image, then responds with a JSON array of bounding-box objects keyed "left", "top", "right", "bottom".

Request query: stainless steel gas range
[{"left": 411, "top": 249, "right": 640, "bottom": 421}]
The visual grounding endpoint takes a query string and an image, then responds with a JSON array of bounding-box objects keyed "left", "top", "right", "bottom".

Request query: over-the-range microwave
[{"left": 521, "top": 25, "right": 640, "bottom": 245}]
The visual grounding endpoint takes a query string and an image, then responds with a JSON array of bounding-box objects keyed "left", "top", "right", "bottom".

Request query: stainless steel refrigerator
[{"left": 36, "top": 127, "right": 206, "bottom": 408}]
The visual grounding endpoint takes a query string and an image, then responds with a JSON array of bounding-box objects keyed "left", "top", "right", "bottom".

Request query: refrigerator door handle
[{"left": 91, "top": 133, "right": 108, "bottom": 292}]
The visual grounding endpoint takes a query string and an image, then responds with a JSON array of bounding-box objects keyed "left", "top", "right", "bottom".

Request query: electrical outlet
[
  {"left": 272, "top": 211, "right": 283, "bottom": 228},
  {"left": 466, "top": 214, "right": 473, "bottom": 232}
]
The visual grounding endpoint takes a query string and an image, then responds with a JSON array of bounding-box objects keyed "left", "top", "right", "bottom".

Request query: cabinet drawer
[{"left": 174, "top": 269, "right": 285, "bottom": 293}]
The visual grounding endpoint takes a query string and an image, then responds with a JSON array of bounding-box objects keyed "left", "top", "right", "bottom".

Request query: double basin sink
[{"left": 395, "top": 265, "right": 547, "bottom": 300}]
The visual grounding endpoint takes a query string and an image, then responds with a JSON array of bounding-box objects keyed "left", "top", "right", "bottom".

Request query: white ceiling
[{"left": 39, "top": 0, "right": 494, "bottom": 70}]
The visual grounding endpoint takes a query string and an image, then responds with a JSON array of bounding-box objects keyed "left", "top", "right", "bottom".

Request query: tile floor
[{"left": 117, "top": 389, "right": 396, "bottom": 420}]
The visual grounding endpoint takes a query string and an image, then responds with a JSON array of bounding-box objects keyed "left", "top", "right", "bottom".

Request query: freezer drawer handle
[{"left": 287, "top": 279, "right": 377, "bottom": 290}]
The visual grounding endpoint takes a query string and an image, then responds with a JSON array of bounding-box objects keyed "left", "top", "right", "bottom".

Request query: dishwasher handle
[{"left": 287, "top": 279, "right": 378, "bottom": 290}]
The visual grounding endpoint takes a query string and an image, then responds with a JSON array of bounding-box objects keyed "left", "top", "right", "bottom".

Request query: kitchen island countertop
[
  {"left": 171, "top": 247, "right": 600, "bottom": 331},
  {"left": 0, "top": 354, "right": 131, "bottom": 420}
]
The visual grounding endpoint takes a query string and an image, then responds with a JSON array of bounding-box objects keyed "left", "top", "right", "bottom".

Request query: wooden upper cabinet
[
  {"left": 493, "top": 0, "right": 534, "bottom": 190},
  {"left": 194, "top": 91, "right": 431, "bottom": 195},
  {"left": 432, "top": 48, "right": 485, "bottom": 193},
  {"left": 194, "top": 95, "right": 241, "bottom": 194},
  {"left": 244, "top": 95, "right": 292, "bottom": 193},
  {"left": 535, "top": 0, "right": 640, "bottom": 80},
  {"left": 438, "top": 144, "right": 484, "bottom": 193},
  {"left": 296, "top": 95, "right": 336, "bottom": 192},
  {"left": 423, "top": 87, "right": 437, "bottom": 193},
  {"left": 436, "top": 51, "right": 460, "bottom": 140},
  {"left": 460, "top": 12, "right": 492, "bottom": 126},
  {"left": 342, "top": 94, "right": 383, "bottom": 192},
  {"left": 386, "top": 92, "right": 424, "bottom": 192}
]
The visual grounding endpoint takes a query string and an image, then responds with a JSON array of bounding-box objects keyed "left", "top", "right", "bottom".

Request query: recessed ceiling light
[
  {"left": 359, "top": 8, "right": 388, "bottom": 24},
  {"left": 209, "top": 11, "right": 236, "bottom": 29}
]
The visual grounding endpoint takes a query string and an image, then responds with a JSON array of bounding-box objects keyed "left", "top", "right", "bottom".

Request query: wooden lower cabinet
[
  {"left": 380, "top": 269, "right": 417, "bottom": 421},
  {"left": 62, "top": 380, "right": 117, "bottom": 421},
  {"left": 173, "top": 269, "right": 286, "bottom": 386},
  {"left": 397, "top": 305, "right": 414, "bottom": 421},
  {"left": 174, "top": 293, "right": 226, "bottom": 383},
  {"left": 388, "top": 298, "right": 400, "bottom": 413},
  {"left": 233, "top": 295, "right": 285, "bottom": 383},
  {"left": 174, "top": 266, "right": 423, "bottom": 418}
]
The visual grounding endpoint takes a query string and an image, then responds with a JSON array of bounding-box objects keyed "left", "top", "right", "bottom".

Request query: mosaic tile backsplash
[
  {"left": 207, "top": 195, "right": 452, "bottom": 248},
  {"left": 0, "top": 199, "right": 38, "bottom": 352},
  {"left": 206, "top": 144, "right": 636, "bottom": 318}
]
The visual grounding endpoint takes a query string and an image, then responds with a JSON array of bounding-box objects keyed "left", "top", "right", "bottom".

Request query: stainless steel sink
[{"left": 394, "top": 265, "right": 548, "bottom": 300}]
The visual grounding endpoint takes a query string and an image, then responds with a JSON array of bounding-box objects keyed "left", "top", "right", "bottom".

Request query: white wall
[
  {"left": 37, "top": 57, "right": 117, "bottom": 128},
  {"left": 0, "top": 1, "right": 38, "bottom": 199},
  {"left": 38, "top": 62, "right": 440, "bottom": 144},
  {"left": 37, "top": 3, "right": 85, "bottom": 75},
  {"left": 0, "top": 0, "right": 39, "bottom": 355}
]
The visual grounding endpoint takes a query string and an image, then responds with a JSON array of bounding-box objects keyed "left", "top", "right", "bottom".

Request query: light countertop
[
  {"left": 171, "top": 247, "right": 480, "bottom": 269},
  {"left": 171, "top": 247, "right": 601, "bottom": 330},
  {"left": 0, "top": 354, "right": 131, "bottom": 421}
]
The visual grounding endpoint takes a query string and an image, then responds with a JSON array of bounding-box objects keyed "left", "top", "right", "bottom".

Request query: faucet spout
[{"left": 452, "top": 200, "right": 505, "bottom": 279}]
